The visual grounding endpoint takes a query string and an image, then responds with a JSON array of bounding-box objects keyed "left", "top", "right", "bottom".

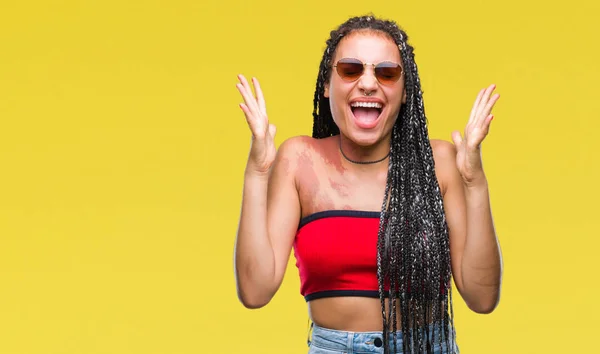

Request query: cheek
[
  {"left": 384, "top": 93, "right": 403, "bottom": 129},
  {"left": 328, "top": 80, "right": 351, "bottom": 109},
  {"left": 328, "top": 93, "right": 349, "bottom": 125},
  {"left": 328, "top": 99, "right": 340, "bottom": 122},
  {"left": 385, "top": 87, "right": 405, "bottom": 114}
]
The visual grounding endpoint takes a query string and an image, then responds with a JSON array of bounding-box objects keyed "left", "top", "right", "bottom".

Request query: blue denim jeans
[{"left": 307, "top": 323, "right": 460, "bottom": 354}]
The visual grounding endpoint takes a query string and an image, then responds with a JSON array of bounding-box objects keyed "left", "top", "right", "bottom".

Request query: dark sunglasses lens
[
  {"left": 336, "top": 60, "right": 364, "bottom": 81},
  {"left": 375, "top": 62, "right": 402, "bottom": 84}
]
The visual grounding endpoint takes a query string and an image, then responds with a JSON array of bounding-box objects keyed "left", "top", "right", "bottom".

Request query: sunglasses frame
[{"left": 332, "top": 58, "right": 404, "bottom": 86}]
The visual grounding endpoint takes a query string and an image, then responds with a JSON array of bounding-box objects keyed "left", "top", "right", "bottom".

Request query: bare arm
[
  {"left": 234, "top": 140, "right": 301, "bottom": 308},
  {"left": 439, "top": 85, "right": 503, "bottom": 313},
  {"left": 461, "top": 177, "right": 502, "bottom": 312},
  {"left": 436, "top": 141, "right": 502, "bottom": 314},
  {"left": 233, "top": 75, "right": 301, "bottom": 308}
]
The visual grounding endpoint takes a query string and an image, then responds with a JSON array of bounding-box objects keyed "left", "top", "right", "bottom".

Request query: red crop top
[{"left": 293, "top": 210, "right": 384, "bottom": 301}]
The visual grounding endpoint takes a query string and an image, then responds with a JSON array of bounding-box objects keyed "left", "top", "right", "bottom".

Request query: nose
[{"left": 357, "top": 65, "right": 378, "bottom": 94}]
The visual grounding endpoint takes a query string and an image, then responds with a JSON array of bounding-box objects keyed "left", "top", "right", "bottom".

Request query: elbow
[
  {"left": 465, "top": 291, "right": 501, "bottom": 314},
  {"left": 468, "top": 301, "right": 498, "bottom": 314},
  {"left": 236, "top": 288, "right": 272, "bottom": 309},
  {"left": 234, "top": 274, "right": 275, "bottom": 309},
  {"left": 460, "top": 268, "right": 503, "bottom": 314},
  {"left": 233, "top": 261, "right": 278, "bottom": 309}
]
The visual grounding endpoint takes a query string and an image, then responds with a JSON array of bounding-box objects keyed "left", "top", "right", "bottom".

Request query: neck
[{"left": 338, "top": 135, "right": 391, "bottom": 167}]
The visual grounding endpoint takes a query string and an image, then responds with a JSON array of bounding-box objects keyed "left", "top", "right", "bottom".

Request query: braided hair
[{"left": 311, "top": 15, "right": 456, "bottom": 353}]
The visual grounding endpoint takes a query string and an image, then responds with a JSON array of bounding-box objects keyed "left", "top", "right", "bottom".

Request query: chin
[
  {"left": 346, "top": 130, "right": 384, "bottom": 147},
  {"left": 347, "top": 118, "right": 391, "bottom": 147}
]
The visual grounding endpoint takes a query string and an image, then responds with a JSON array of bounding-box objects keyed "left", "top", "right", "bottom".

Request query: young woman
[{"left": 234, "top": 14, "right": 503, "bottom": 354}]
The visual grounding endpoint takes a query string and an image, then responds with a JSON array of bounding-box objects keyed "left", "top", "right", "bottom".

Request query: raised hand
[
  {"left": 236, "top": 75, "right": 277, "bottom": 175},
  {"left": 451, "top": 84, "right": 500, "bottom": 186}
]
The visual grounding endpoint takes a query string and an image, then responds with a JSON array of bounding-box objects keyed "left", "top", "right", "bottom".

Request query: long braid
[{"left": 311, "top": 15, "right": 456, "bottom": 353}]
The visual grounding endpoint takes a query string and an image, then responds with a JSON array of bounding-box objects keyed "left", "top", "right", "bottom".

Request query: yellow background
[{"left": 0, "top": 0, "right": 598, "bottom": 353}]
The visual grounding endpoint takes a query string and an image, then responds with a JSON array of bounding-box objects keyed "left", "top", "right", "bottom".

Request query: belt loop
[{"left": 346, "top": 330, "right": 354, "bottom": 354}]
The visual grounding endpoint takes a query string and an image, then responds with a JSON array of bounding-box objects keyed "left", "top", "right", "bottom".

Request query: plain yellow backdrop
[{"left": 0, "top": 0, "right": 598, "bottom": 353}]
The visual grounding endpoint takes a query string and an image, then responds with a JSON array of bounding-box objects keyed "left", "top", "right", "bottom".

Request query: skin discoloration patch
[
  {"left": 329, "top": 177, "right": 350, "bottom": 197},
  {"left": 314, "top": 193, "right": 336, "bottom": 212},
  {"left": 297, "top": 150, "right": 315, "bottom": 181},
  {"left": 296, "top": 143, "right": 340, "bottom": 215},
  {"left": 320, "top": 142, "right": 346, "bottom": 175},
  {"left": 306, "top": 137, "right": 346, "bottom": 175},
  {"left": 279, "top": 157, "right": 291, "bottom": 176},
  {"left": 296, "top": 149, "right": 321, "bottom": 214}
]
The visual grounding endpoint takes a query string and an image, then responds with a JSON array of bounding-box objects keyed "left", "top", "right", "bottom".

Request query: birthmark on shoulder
[
  {"left": 329, "top": 178, "right": 350, "bottom": 197},
  {"left": 297, "top": 149, "right": 319, "bottom": 203},
  {"left": 305, "top": 137, "right": 346, "bottom": 174},
  {"left": 296, "top": 147, "right": 337, "bottom": 213},
  {"left": 321, "top": 149, "right": 345, "bottom": 174},
  {"left": 297, "top": 149, "right": 314, "bottom": 169},
  {"left": 279, "top": 157, "right": 291, "bottom": 176},
  {"left": 314, "top": 194, "right": 336, "bottom": 212}
]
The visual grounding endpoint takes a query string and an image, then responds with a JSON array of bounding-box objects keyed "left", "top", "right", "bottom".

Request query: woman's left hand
[{"left": 451, "top": 84, "right": 500, "bottom": 187}]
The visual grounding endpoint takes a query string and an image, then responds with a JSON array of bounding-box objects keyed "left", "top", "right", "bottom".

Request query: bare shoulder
[
  {"left": 270, "top": 135, "right": 323, "bottom": 179},
  {"left": 429, "top": 139, "right": 459, "bottom": 195},
  {"left": 275, "top": 135, "right": 332, "bottom": 161},
  {"left": 277, "top": 135, "right": 317, "bottom": 154},
  {"left": 274, "top": 135, "right": 319, "bottom": 164},
  {"left": 430, "top": 139, "right": 457, "bottom": 161}
]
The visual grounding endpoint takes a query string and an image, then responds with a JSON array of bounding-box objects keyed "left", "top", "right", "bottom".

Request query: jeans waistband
[{"left": 308, "top": 321, "right": 459, "bottom": 354}]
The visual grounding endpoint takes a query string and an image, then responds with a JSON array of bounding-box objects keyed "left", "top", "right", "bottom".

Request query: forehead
[{"left": 333, "top": 31, "right": 401, "bottom": 63}]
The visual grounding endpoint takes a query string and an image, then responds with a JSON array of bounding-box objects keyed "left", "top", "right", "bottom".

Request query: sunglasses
[{"left": 333, "top": 58, "right": 403, "bottom": 86}]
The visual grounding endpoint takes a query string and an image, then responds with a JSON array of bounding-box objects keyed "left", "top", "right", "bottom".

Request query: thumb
[
  {"left": 268, "top": 123, "right": 277, "bottom": 139},
  {"left": 451, "top": 130, "right": 463, "bottom": 147}
]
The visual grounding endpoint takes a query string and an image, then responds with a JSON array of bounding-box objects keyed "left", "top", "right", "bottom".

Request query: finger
[
  {"left": 238, "top": 74, "right": 260, "bottom": 113},
  {"left": 253, "top": 77, "right": 267, "bottom": 115},
  {"left": 477, "top": 94, "right": 500, "bottom": 128},
  {"left": 240, "top": 102, "right": 265, "bottom": 138},
  {"left": 236, "top": 81, "right": 260, "bottom": 117},
  {"left": 239, "top": 103, "right": 254, "bottom": 128},
  {"left": 268, "top": 123, "right": 277, "bottom": 139},
  {"left": 468, "top": 88, "right": 485, "bottom": 125},
  {"left": 482, "top": 114, "right": 494, "bottom": 132},
  {"left": 451, "top": 130, "right": 463, "bottom": 147},
  {"left": 474, "top": 84, "right": 496, "bottom": 123}
]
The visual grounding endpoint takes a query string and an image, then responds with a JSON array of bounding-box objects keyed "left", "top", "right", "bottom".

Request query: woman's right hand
[{"left": 236, "top": 75, "right": 277, "bottom": 175}]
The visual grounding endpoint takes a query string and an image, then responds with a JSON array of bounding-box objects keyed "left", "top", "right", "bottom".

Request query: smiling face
[{"left": 324, "top": 31, "right": 406, "bottom": 147}]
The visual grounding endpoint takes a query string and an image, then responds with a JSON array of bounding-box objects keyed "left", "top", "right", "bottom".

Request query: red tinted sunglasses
[{"left": 333, "top": 58, "right": 403, "bottom": 86}]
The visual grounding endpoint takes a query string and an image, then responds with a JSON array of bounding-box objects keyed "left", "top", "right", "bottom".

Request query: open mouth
[{"left": 350, "top": 101, "right": 383, "bottom": 129}]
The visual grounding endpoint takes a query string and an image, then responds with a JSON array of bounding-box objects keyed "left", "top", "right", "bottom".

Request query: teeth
[{"left": 350, "top": 101, "right": 383, "bottom": 109}]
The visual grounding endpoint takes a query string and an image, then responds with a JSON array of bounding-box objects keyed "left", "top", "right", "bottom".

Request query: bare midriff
[{"left": 308, "top": 297, "right": 440, "bottom": 331}]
